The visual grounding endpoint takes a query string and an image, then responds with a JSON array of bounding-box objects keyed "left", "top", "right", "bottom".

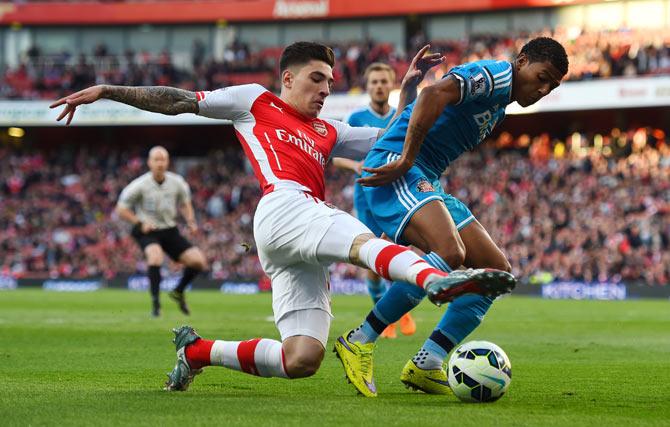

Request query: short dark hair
[
  {"left": 520, "top": 37, "right": 569, "bottom": 76},
  {"left": 279, "top": 41, "right": 335, "bottom": 73}
]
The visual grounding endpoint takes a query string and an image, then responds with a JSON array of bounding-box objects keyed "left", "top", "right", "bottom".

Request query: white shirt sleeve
[
  {"left": 177, "top": 176, "right": 192, "bottom": 205},
  {"left": 197, "top": 84, "right": 267, "bottom": 121},
  {"left": 117, "top": 178, "right": 143, "bottom": 209},
  {"left": 325, "top": 118, "right": 380, "bottom": 161}
]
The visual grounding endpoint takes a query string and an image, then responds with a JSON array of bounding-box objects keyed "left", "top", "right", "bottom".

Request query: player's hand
[
  {"left": 357, "top": 157, "right": 412, "bottom": 187},
  {"left": 187, "top": 221, "right": 198, "bottom": 233},
  {"left": 49, "top": 85, "right": 106, "bottom": 125},
  {"left": 141, "top": 222, "right": 156, "bottom": 234},
  {"left": 401, "top": 45, "right": 445, "bottom": 88},
  {"left": 354, "top": 161, "right": 364, "bottom": 176}
]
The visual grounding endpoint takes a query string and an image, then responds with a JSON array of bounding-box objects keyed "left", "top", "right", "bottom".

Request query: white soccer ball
[{"left": 447, "top": 340, "right": 512, "bottom": 403}]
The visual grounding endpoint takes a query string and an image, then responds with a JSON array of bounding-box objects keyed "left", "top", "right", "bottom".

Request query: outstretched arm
[
  {"left": 359, "top": 75, "right": 461, "bottom": 187},
  {"left": 104, "top": 86, "right": 198, "bottom": 115},
  {"left": 377, "top": 44, "right": 444, "bottom": 139},
  {"left": 50, "top": 85, "right": 199, "bottom": 125},
  {"left": 332, "top": 157, "right": 363, "bottom": 175}
]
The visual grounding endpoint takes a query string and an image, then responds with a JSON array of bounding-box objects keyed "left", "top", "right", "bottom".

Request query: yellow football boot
[
  {"left": 333, "top": 332, "right": 377, "bottom": 397},
  {"left": 400, "top": 359, "right": 450, "bottom": 395}
]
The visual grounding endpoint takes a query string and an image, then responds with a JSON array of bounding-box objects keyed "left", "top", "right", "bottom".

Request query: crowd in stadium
[
  {"left": 2, "top": 126, "right": 668, "bottom": 286},
  {"left": 2, "top": 27, "right": 670, "bottom": 99}
]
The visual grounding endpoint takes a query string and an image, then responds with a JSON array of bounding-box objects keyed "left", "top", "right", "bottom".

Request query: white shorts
[
  {"left": 276, "top": 308, "right": 331, "bottom": 348},
  {"left": 254, "top": 189, "right": 371, "bottom": 322}
]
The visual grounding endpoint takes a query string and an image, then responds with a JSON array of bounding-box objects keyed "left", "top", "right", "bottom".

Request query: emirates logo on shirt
[{"left": 312, "top": 120, "right": 328, "bottom": 136}]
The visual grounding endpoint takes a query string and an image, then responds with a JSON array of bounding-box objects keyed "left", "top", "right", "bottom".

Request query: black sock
[
  {"left": 365, "top": 311, "right": 388, "bottom": 335},
  {"left": 148, "top": 266, "right": 161, "bottom": 304},
  {"left": 174, "top": 267, "right": 199, "bottom": 293},
  {"left": 428, "top": 329, "right": 456, "bottom": 353}
]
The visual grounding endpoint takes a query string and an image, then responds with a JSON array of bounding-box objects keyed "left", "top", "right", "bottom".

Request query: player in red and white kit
[{"left": 50, "top": 42, "right": 515, "bottom": 392}]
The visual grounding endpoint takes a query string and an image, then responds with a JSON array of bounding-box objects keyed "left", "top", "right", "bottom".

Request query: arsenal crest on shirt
[{"left": 312, "top": 120, "right": 328, "bottom": 136}]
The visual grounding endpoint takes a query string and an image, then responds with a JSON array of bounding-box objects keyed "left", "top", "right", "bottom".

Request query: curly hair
[{"left": 520, "top": 37, "right": 569, "bottom": 76}]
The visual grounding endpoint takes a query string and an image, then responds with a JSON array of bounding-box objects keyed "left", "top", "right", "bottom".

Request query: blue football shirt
[
  {"left": 345, "top": 105, "right": 396, "bottom": 129},
  {"left": 373, "top": 59, "right": 514, "bottom": 180}
]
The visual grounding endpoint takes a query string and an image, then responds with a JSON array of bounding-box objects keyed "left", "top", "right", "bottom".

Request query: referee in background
[{"left": 116, "top": 146, "right": 208, "bottom": 317}]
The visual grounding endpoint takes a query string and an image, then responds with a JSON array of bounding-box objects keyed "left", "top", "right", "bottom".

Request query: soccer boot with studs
[
  {"left": 400, "top": 359, "right": 450, "bottom": 395},
  {"left": 426, "top": 268, "right": 516, "bottom": 306},
  {"left": 333, "top": 332, "right": 377, "bottom": 397},
  {"left": 164, "top": 325, "right": 203, "bottom": 391}
]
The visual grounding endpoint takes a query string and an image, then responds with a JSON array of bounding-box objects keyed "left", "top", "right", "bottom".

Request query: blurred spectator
[{"left": 3, "top": 27, "right": 669, "bottom": 100}]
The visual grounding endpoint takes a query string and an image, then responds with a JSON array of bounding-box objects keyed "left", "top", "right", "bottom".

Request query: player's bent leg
[
  {"left": 347, "top": 233, "right": 447, "bottom": 293},
  {"left": 165, "top": 325, "right": 295, "bottom": 391},
  {"left": 343, "top": 247, "right": 468, "bottom": 350},
  {"left": 276, "top": 308, "right": 330, "bottom": 378},
  {"left": 404, "top": 221, "right": 510, "bottom": 394},
  {"left": 401, "top": 199, "right": 466, "bottom": 269},
  {"left": 315, "top": 216, "right": 449, "bottom": 300},
  {"left": 401, "top": 200, "right": 515, "bottom": 304},
  {"left": 170, "top": 247, "right": 208, "bottom": 315},
  {"left": 459, "top": 220, "right": 512, "bottom": 272},
  {"left": 282, "top": 336, "right": 324, "bottom": 378},
  {"left": 144, "top": 243, "right": 164, "bottom": 266},
  {"left": 178, "top": 246, "right": 209, "bottom": 272}
]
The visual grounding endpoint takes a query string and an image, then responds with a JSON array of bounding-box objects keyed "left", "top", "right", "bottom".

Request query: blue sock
[
  {"left": 424, "top": 252, "right": 453, "bottom": 273},
  {"left": 349, "top": 252, "right": 452, "bottom": 344},
  {"left": 415, "top": 294, "right": 494, "bottom": 369},
  {"left": 366, "top": 277, "right": 387, "bottom": 303}
]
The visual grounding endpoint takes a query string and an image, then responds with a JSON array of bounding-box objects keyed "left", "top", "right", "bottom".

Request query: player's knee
[
  {"left": 499, "top": 258, "right": 512, "bottom": 273},
  {"left": 145, "top": 247, "right": 163, "bottom": 265},
  {"left": 485, "top": 253, "right": 512, "bottom": 272},
  {"left": 181, "top": 248, "right": 208, "bottom": 271},
  {"left": 284, "top": 349, "right": 324, "bottom": 378},
  {"left": 435, "top": 245, "right": 466, "bottom": 270},
  {"left": 191, "top": 255, "right": 208, "bottom": 271}
]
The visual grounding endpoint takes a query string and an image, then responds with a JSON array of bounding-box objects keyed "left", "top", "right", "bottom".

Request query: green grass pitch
[{"left": 1, "top": 290, "right": 669, "bottom": 426}]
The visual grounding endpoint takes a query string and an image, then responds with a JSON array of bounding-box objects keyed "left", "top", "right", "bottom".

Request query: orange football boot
[
  {"left": 399, "top": 313, "right": 416, "bottom": 336},
  {"left": 380, "top": 322, "right": 397, "bottom": 339}
]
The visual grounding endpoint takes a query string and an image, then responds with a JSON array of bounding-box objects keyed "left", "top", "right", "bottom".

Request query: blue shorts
[
  {"left": 353, "top": 181, "right": 383, "bottom": 237},
  {"left": 360, "top": 149, "right": 476, "bottom": 244}
]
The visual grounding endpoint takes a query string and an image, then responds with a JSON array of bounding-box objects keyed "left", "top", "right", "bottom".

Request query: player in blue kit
[
  {"left": 333, "top": 62, "right": 415, "bottom": 339},
  {"left": 334, "top": 37, "right": 568, "bottom": 397}
]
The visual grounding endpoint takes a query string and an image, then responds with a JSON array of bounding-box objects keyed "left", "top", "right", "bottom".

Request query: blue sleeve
[
  {"left": 346, "top": 111, "right": 360, "bottom": 127},
  {"left": 448, "top": 61, "right": 512, "bottom": 104},
  {"left": 486, "top": 61, "right": 513, "bottom": 100}
]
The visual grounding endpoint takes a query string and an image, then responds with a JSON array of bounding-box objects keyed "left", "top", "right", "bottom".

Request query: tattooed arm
[
  {"left": 50, "top": 84, "right": 199, "bottom": 125},
  {"left": 104, "top": 86, "right": 198, "bottom": 115},
  {"left": 357, "top": 75, "right": 461, "bottom": 187}
]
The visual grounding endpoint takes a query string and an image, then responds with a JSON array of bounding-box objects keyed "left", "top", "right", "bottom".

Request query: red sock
[
  {"left": 185, "top": 338, "right": 214, "bottom": 369},
  {"left": 414, "top": 261, "right": 446, "bottom": 288}
]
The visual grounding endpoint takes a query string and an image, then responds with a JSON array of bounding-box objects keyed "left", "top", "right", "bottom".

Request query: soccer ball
[{"left": 447, "top": 340, "right": 512, "bottom": 403}]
